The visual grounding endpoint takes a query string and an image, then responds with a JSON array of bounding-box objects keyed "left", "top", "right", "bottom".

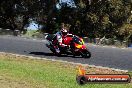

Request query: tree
[
  {"left": 0, "top": 0, "right": 131, "bottom": 41},
  {"left": 73, "top": 0, "right": 131, "bottom": 39},
  {"left": 0, "top": 0, "right": 55, "bottom": 34}
]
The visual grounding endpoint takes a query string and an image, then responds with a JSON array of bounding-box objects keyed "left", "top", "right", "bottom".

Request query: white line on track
[
  {"left": 112, "top": 47, "right": 116, "bottom": 48},
  {"left": 33, "top": 39, "right": 36, "bottom": 40},
  {"left": 121, "top": 48, "right": 125, "bottom": 49}
]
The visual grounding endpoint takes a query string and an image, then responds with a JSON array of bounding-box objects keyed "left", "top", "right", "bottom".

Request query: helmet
[{"left": 61, "top": 28, "right": 68, "bottom": 36}]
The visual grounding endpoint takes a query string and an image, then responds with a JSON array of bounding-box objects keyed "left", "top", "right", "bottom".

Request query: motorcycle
[
  {"left": 45, "top": 34, "right": 61, "bottom": 55},
  {"left": 45, "top": 34, "right": 91, "bottom": 58},
  {"left": 63, "top": 34, "right": 91, "bottom": 58}
]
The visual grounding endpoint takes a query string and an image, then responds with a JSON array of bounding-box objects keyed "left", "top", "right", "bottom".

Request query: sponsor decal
[{"left": 76, "top": 65, "right": 131, "bottom": 85}]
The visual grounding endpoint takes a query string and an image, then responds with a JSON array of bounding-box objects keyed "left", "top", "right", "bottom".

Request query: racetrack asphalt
[{"left": 0, "top": 36, "right": 132, "bottom": 71}]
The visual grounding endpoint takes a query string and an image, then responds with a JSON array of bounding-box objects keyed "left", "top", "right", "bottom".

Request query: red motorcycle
[
  {"left": 45, "top": 34, "right": 91, "bottom": 58},
  {"left": 63, "top": 34, "right": 91, "bottom": 58}
]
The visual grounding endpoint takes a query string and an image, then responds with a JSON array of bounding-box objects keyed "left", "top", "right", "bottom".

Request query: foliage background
[{"left": 0, "top": 0, "right": 132, "bottom": 41}]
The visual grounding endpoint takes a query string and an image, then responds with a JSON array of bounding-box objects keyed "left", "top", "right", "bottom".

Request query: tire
[
  {"left": 56, "top": 52, "right": 61, "bottom": 57},
  {"left": 81, "top": 50, "right": 91, "bottom": 58},
  {"left": 49, "top": 44, "right": 61, "bottom": 56},
  {"left": 50, "top": 49, "right": 56, "bottom": 55},
  {"left": 50, "top": 48, "right": 61, "bottom": 56},
  {"left": 86, "top": 51, "right": 91, "bottom": 58}
]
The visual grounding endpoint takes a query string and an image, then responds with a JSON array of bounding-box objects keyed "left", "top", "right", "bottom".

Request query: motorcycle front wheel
[{"left": 81, "top": 50, "right": 91, "bottom": 58}]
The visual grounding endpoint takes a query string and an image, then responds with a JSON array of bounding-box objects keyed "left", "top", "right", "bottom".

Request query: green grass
[
  {"left": 128, "top": 72, "right": 132, "bottom": 76},
  {"left": 23, "top": 30, "right": 37, "bottom": 37},
  {"left": 23, "top": 30, "right": 44, "bottom": 38},
  {"left": 0, "top": 54, "right": 131, "bottom": 88}
]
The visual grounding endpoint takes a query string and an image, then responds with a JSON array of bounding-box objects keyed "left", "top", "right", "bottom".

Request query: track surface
[{"left": 0, "top": 36, "right": 132, "bottom": 71}]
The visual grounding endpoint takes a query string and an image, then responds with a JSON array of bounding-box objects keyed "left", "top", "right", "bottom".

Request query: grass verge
[
  {"left": 0, "top": 53, "right": 131, "bottom": 88},
  {"left": 23, "top": 30, "right": 37, "bottom": 37}
]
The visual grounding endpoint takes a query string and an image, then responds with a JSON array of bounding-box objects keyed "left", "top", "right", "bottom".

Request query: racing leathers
[{"left": 55, "top": 31, "right": 67, "bottom": 47}]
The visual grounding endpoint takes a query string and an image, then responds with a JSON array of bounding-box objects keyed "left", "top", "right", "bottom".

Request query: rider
[{"left": 55, "top": 24, "right": 68, "bottom": 48}]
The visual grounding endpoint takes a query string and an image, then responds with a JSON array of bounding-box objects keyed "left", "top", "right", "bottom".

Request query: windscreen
[{"left": 72, "top": 36, "right": 83, "bottom": 45}]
